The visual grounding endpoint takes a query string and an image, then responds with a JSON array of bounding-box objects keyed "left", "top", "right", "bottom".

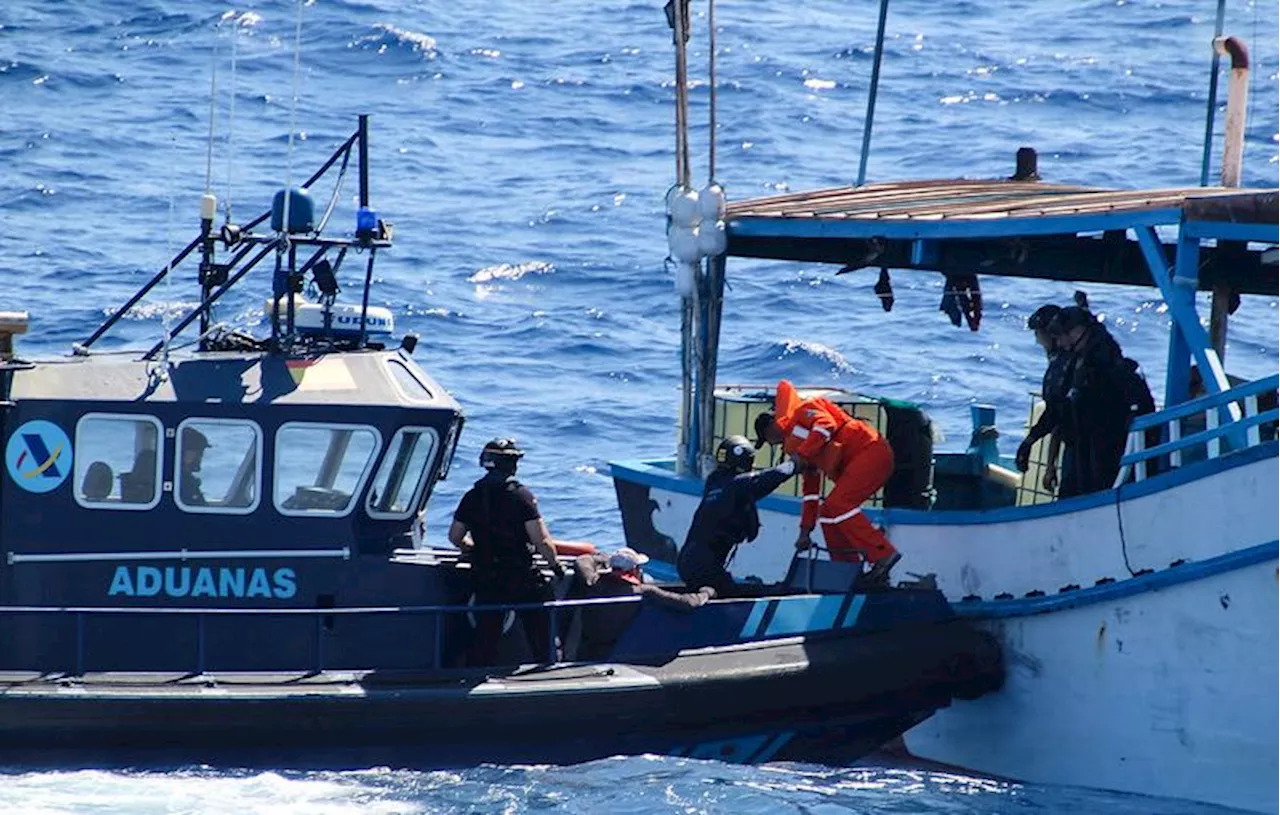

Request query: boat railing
[
  {"left": 0, "top": 595, "right": 642, "bottom": 676},
  {"left": 1113, "top": 373, "right": 1279, "bottom": 486}
]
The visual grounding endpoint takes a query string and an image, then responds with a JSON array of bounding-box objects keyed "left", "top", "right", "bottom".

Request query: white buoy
[
  {"left": 668, "top": 223, "right": 702, "bottom": 265},
  {"left": 698, "top": 183, "right": 726, "bottom": 222},
  {"left": 697, "top": 219, "right": 727, "bottom": 257},
  {"left": 666, "top": 185, "right": 701, "bottom": 229},
  {"left": 674, "top": 261, "right": 697, "bottom": 298}
]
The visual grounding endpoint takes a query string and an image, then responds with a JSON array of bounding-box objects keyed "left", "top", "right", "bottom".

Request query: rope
[
  {"left": 159, "top": 133, "right": 178, "bottom": 375},
  {"left": 224, "top": 13, "right": 241, "bottom": 225},
  {"left": 281, "top": 0, "right": 305, "bottom": 242},
  {"left": 203, "top": 22, "right": 218, "bottom": 194},
  {"left": 1248, "top": 0, "right": 1259, "bottom": 154},
  {"left": 707, "top": 0, "right": 716, "bottom": 183},
  {"left": 856, "top": 0, "right": 891, "bottom": 187},
  {"left": 313, "top": 145, "right": 351, "bottom": 235},
  {"left": 672, "top": 0, "right": 691, "bottom": 186},
  {"left": 1198, "top": 0, "right": 1227, "bottom": 186}
]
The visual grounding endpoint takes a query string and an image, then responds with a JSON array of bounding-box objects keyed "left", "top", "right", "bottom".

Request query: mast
[
  {"left": 856, "top": 0, "right": 891, "bottom": 187},
  {"left": 666, "top": 0, "right": 698, "bottom": 475},
  {"left": 665, "top": 0, "right": 728, "bottom": 476}
]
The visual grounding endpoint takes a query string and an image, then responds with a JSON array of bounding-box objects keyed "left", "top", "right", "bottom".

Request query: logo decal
[{"left": 5, "top": 420, "right": 73, "bottom": 493}]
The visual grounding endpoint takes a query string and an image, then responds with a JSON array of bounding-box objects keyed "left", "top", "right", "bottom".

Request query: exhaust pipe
[
  {"left": 1214, "top": 36, "right": 1249, "bottom": 188},
  {"left": 1207, "top": 36, "right": 1249, "bottom": 364}
]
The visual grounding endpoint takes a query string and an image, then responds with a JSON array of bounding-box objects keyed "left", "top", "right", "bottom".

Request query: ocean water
[{"left": 1, "top": 0, "right": 1276, "bottom": 811}]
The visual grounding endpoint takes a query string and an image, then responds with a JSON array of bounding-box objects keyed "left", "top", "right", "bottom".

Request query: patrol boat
[
  {"left": 610, "top": 5, "right": 1277, "bottom": 812},
  {"left": 0, "top": 115, "right": 1002, "bottom": 768}
]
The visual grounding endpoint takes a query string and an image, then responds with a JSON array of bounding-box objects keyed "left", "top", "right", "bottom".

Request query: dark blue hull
[{"left": 0, "top": 614, "right": 1001, "bottom": 770}]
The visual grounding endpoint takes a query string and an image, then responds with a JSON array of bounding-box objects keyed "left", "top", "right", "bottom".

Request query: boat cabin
[{"left": 0, "top": 118, "right": 486, "bottom": 673}]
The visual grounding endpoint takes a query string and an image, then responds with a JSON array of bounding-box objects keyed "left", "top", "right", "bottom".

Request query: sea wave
[
  {"left": 352, "top": 23, "right": 438, "bottom": 60},
  {"left": 466, "top": 261, "right": 555, "bottom": 284}
]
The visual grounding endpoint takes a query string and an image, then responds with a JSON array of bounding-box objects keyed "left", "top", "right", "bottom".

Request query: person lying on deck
[{"left": 567, "top": 548, "right": 714, "bottom": 661}]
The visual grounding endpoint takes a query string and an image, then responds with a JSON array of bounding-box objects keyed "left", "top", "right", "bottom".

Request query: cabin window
[
  {"left": 174, "top": 419, "right": 263, "bottom": 514},
  {"left": 438, "top": 419, "right": 461, "bottom": 481},
  {"left": 74, "top": 414, "right": 163, "bottom": 510},
  {"left": 386, "top": 359, "right": 434, "bottom": 401},
  {"left": 274, "top": 423, "right": 381, "bottom": 516},
  {"left": 366, "top": 427, "right": 440, "bottom": 519}
]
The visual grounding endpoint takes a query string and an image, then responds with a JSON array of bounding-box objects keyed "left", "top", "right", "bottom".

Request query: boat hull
[
  {"left": 611, "top": 444, "right": 1279, "bottom": 812},
  {"left": 0, "top": 616, "right": 1000, "bottom": 769}
]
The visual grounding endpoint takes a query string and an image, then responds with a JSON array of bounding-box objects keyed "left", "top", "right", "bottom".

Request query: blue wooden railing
[{"left": 1114, "top": 374, "right": 1279, "bottom": 486}]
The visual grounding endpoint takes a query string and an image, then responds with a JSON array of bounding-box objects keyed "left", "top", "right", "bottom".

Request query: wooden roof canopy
[{"left": 724, "top": 179, "right": 1279, "bottom": 296}]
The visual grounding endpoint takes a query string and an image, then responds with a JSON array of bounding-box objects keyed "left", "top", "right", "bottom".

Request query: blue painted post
[
  {"left": 314, "top": 615, "right": 325, "bottom": 673},
  {"left": 1165, "top": 232, "right": 1200, "bottom": 407},
  {"left": 75, "top": 613, "right": 85, "bottom": 676},
  {"left": 1199, "top": 0, "right": 1229, "bottom": 187},
  {"left": 196, "top": 614, "right": 206, "bottom": 675},
  {"left": 1141, "top": 229, "right": 1228, "bottom": 401},
  {"left": 857, "top": 0, "right": 891, "bottom": 187},
  {"left": 434, "top": 613, "right": 443, "bottom": 669},
  {"left": 968, "top": 405, "right": 999, "bottom": 466},
  {"left": 1138, "top": 228, "right": 1245, "bottom": 445},
  {"left": 548, "top": 606, "right": 559, "bottom": 664}
]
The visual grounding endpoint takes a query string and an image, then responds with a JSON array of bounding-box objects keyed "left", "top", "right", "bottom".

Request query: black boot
[{"left": 865, "top": 552, "right": 902, "bottom": 585}]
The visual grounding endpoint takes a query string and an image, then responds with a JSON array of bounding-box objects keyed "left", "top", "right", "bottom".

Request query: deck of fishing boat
[{"left": 724, "top": 178, "right": 1279, "bottom": 294}]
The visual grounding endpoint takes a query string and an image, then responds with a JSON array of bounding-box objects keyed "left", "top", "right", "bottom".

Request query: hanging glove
[{"left": 875, "top": 267, "right": 894, "bottom": 312}]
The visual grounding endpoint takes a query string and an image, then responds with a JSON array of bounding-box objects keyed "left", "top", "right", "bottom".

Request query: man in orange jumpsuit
[{"left": 754, "top": 380, "right": 901, "bottom": 582}]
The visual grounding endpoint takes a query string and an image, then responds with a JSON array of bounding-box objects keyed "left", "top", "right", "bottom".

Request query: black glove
[{"left": 1015, "top": 438, "right": 1033, "bottom": 472}]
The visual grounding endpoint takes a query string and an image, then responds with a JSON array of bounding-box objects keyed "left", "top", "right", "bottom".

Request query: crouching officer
[
  {"left": 677, "top": 435, "right": 797, "bottom": 598},
  {"left": 448, "top": 438, "right": 567, "bottom": 666}
]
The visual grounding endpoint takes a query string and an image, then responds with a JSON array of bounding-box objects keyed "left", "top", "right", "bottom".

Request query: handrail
[
  {"left": 1114, "top": 373, "right": 1278, "bottom": 486},
  {"left": 1129, "top": 373, "right": 1278, "bottom": 432},
  {"left": 7, "top": 547, "right": 352, "bottom": 565},
  {"left": 0, "top": 590, "right": 845, "bottom": 675},
  {"left": 1122, "top": 409, "right": 1277, "bottom": 466},
  {"left": 0, "top": 595, "right": 642, "bottom": 616},
  {"left": 0, "top": 594, "right": 648, "bottom": 674}
]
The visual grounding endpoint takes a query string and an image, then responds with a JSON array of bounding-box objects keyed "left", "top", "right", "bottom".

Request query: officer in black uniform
[
  {"left": 1051, "top": 306, "right": 1153, "bottom": 495},
  {"left": 1016, "top": 305, "right": 1073, "bottom": 493},
  {"left": 448, "top": 438, "right": 566, "bottom": 666},
  {"left": 677, "top": 435, "right": 797, "bottom": 598}
]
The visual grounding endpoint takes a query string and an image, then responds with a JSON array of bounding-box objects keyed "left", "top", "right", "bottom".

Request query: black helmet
[
  {"left": 480, "top": 438, "right": 524, "bottom": 472},
  {"left": 716, "top": 435, "right": 756, "bottom": 473},
  {"left": 1027, "top": 304, "right": 1062, "bottom": 333}
]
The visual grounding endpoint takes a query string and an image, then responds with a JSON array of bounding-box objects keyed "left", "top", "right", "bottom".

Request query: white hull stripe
[{"left": 819, "top": 506, "right": 862, "bottom": 525}]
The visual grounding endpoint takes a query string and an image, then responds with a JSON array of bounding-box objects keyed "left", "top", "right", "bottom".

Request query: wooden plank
[{"left": 727, "top": 181, "right": 1276, "bottom": 224}]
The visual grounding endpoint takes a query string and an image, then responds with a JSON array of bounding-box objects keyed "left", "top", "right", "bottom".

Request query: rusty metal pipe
[{"left": 1213, "top": 36, "right": 1249, "bottom": 188}]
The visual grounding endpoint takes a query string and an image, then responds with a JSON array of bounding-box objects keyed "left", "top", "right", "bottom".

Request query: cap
[
  {"left": 753, "top": 412, "right": 776, "bottom": 448},
  {"left": 182, "top": 427, "right": 211, "bottom": 451},
  {"left": 608, "top": 547, "right": 650, "bottom": 572}
]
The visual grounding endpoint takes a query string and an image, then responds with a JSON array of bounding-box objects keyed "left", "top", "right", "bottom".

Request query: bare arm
[
  {"left": 636, "top": 583, "right": 715, "bottom": 611},
  {"left": 524, "top": 518, "right": 567, "bottom": 577}
]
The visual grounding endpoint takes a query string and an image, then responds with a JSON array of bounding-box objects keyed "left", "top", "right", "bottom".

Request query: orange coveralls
[{"left": 774, "top": 381, "right": 897, "bottom": 565}]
